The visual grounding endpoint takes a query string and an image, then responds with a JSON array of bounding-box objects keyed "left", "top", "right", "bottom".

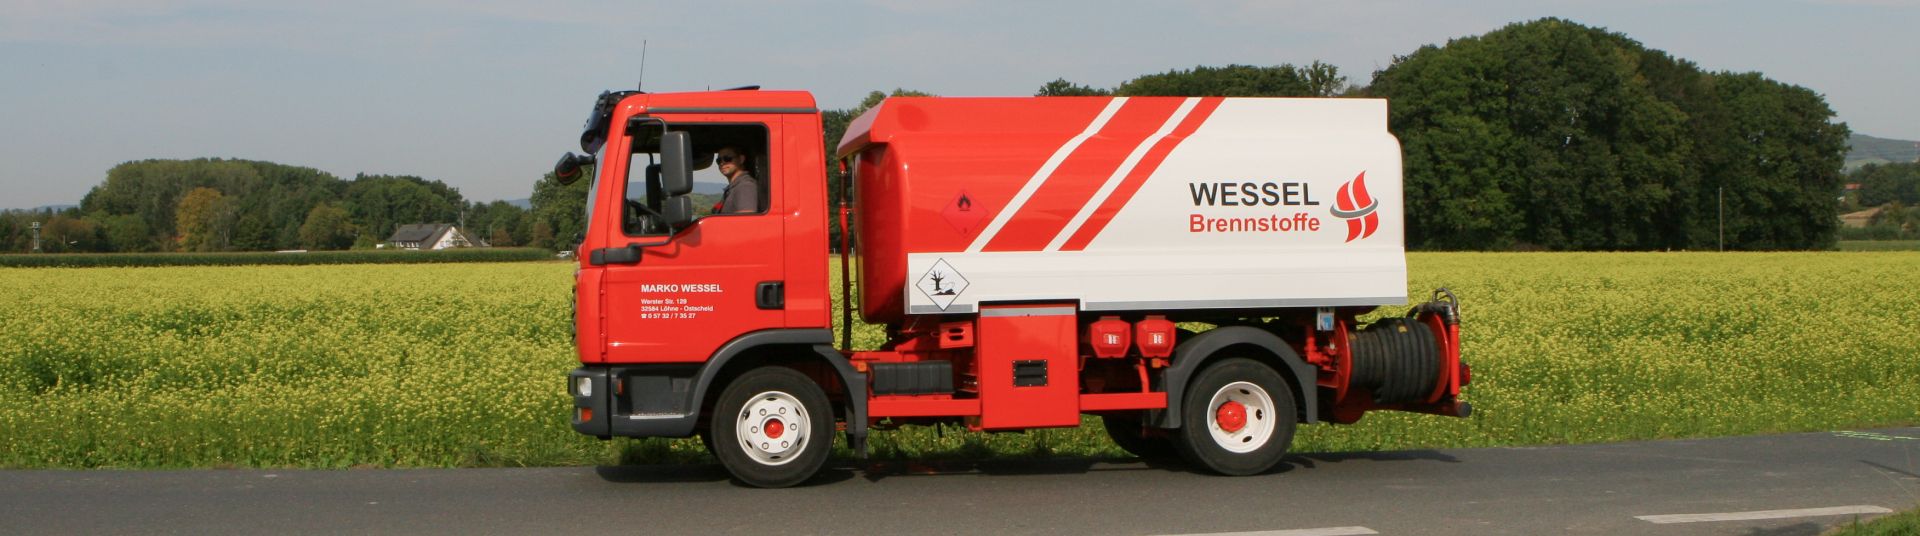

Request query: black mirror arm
[{"left": 588, "top": 238, "right": 672, "bottom": 266}]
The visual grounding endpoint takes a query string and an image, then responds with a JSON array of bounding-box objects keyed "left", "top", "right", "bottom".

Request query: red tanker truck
[{"left": 555, "top": 88, "right": 1470, "bottom": 487}]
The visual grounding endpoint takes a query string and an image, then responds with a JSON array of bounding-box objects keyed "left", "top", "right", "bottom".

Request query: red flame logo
[{"left": 1330, "top": 172, "right": 1379, "bottom": 242}]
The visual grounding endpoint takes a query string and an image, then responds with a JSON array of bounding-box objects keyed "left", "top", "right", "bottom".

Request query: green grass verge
[
  {"left": 0, "top": 248, "right": 559, "bottom": 268},
  {"left": 2, "top": 252, "right": 1918, "bottom": 468},
  {"left": 1826, "top": 505, "right": 1920, "bottom": 535},
  {"left": 1838, "top": 240, "right": 1920, "bottom": 251}
]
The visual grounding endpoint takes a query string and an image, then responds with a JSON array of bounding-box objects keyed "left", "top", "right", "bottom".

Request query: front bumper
[
  {"left": 568, "top": 368, "right": 612, "bottom": 438},
  {"left": 568, "top": 366, "right": 704, "bottom": 439}
]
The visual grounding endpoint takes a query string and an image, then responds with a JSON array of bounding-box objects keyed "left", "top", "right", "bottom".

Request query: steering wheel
[{"left": 625, "top": 199, "right": 667, "bottom": 235}]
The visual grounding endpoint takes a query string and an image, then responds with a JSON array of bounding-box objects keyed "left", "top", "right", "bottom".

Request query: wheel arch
[
  {"left": 690, "top": 329, "right": 867, "bottom": 441},
  {"left": 1153, "top": 325, "right": 1317, "bottom": 429}
]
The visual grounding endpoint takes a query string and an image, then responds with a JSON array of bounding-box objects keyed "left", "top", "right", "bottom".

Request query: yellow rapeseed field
[{"left": 1, "top": 252, "right": 1917, "bottom": 468}]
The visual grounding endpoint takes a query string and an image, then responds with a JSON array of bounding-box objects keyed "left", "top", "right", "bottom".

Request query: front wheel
[
  {"left": 710, "top": 367, "right": 835, "bottom": 488},
  {"left": 1173, "top": 357, "right": 1297, "bottom": 475}
]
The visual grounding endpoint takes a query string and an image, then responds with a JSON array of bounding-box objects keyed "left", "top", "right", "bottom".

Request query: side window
[{"left": 623, "top": 123, "right": 769, "bottom": 236}]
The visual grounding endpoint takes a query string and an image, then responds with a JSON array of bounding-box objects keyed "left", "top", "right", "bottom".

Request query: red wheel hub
[
  {"left": 765, "top": 419, "right": 785, "bottom": 439},
  {"left": 1215, "top": 401, "right": 1247, "bottom": 433}
]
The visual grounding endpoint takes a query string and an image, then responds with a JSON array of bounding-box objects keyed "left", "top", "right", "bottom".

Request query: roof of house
[
  {"left": 1840, "top": 207, "right": 1882, "bottom": 220},
  {"left": 1839, "top": 207, "right": 1882, "bottom": 228},
  {"left": 387, "top": 223, "right": 453, "bottom": 243}
]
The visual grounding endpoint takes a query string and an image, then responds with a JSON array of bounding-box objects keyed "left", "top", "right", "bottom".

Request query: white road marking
[
  {"left": 1635, "top": 505, "right": 1893, "bottom": 524},
  {"left": 1154, "top": 527, "right": 1378, "bottom": 536}
]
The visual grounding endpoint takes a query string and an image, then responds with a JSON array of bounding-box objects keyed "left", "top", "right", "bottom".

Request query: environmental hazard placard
[{"left": 915, "top": 258, "right": 969, "bottom": 311}]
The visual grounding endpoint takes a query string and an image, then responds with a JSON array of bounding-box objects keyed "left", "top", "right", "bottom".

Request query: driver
[{"left": 716, "top": 146, "right": 758, "bottom": 214}]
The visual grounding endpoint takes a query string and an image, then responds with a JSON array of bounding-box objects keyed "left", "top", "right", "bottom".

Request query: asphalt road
[{"left": 4, "top": 428, "right": 1917, "bottom": 535}]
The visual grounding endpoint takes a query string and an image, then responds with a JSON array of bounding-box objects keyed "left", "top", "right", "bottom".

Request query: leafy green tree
[
  {"left": 1369, "top": 18, "right": 1843, "bottom": 250},
  {"left": 489, "top": 226, "right": 516, "bottom": 247},
  {"left": 1853, "top": 162, "right": 1920, "bottom": 206},
  {"left": 0, "top": 214, "right": 17, "bottom": 252},
  {"left": 298, "top": 203, "right": 357, "bottom": 250},
  {"left": 527, "top": 170, "right": 592, "bottom": 251},
  {"left": 1116, "top": 63, "right": 1345, "bottom": 97},
  {"left": 85, "top": 159, "right": 256, "bottom": 241},
  {"left": 175, "top": 187, "right": 235, "bottom": 251},
  {"left": 1696, "top": 72, "right": 1848, "bottom": 249},
  {"left": 529, "top": 220, "right": 555, "bottom": 250},
  {"left": 103, "top": 214, "right": 155, "bottom": 252},
  {"left": 464, "top": 200, "right": 528, "bottom": 247},
  {"left": 1036, "top": 78, "right": 1111, "bottom": 96},
  {"left": 39, "top": 214, "right": 104, "bottom": 253},
  {"left": 80, "top": 158, "right": 345, "bottom": 251},
  {"left": 229, "top": 212, "right": 276, "bottom": 251},
  {"left": 342, "top": 174, "right": 464, "bottom": 241}
]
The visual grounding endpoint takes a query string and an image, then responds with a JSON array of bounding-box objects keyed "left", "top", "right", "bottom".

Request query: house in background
[
  {"left": 385, "top": 224, "right": 481, "bottom": 250},
  {"left": 1839, "top": 206, "right": 1882, "bottom": 229}
]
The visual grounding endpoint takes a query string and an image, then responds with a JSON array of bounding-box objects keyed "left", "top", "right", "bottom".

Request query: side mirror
[
  {"left": 660, "top": 131, "right": 694, "bottom": 196},
  {"left": 663, "top": 196, "right": 695, "bottom": 229},
  {"left": 553, "top": 153, "right": 593, "bottom": 186}
]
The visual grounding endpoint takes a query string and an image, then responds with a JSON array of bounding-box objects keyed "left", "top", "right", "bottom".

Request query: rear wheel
[
  {"left": 710, "top": 367, "right": 834, "bottom": 488},
  {"left": 1173, "top": 358, "right": 1297, "bottom": 475},
  {"left": 1101, "top": 413, "right": 1176, "bottom": 460}
]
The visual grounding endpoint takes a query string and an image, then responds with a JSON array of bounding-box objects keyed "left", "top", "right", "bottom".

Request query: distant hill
[
  {"left": 1847, "top": 133, "right": 1919, "bottom": 171},
  {"left": 501, "top": 198, "right": 531, "bottom": 209}
]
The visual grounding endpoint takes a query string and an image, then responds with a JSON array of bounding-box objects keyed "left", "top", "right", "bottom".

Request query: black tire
[
  {"left": 710, "top": 367, "right": 835, "bottom": 488},
  {"left": 1101, "top": 413, "right": 1177, "bottom": 460},
  {"left": 1173, "top": 357, "right": 1297, "bottom": 476}
]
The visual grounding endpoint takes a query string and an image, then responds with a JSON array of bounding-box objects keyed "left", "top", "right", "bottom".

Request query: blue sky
[{"left": 2, "top": 0, "right": 1914, "bottom": 209}]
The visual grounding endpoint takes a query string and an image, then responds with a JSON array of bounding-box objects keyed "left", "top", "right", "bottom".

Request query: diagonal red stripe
[
  {"left": 983, "top": 99, "right": 1186, "bottom": 252},
  {"left": 1059, "top": 97, "right": 1224, "bottom": 251}
]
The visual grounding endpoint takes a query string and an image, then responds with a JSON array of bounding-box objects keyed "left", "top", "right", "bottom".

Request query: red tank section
[{"left": 838, "top": 97, "right": 1162, "bottom": 323}]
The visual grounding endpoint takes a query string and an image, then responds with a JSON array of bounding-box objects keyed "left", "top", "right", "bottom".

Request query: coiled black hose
[{"left": 1350, "top": 318, "right": 1441, "bottom": 404}]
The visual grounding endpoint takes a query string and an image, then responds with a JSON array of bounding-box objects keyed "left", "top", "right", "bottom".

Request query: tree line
[
  {"left": 1, "top": 18, "right": 1866, "bottom": 254},
  {"left": 0, "top": 159, "right": 538, "bottom": 254}
]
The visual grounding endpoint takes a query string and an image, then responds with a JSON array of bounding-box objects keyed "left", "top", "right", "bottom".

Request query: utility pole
[
  {"left": 29, "top": 221, "right": 42, "bottom": 253},
  {"left": 1717, "top": 187, "right": 1724, "bottom": 252}
]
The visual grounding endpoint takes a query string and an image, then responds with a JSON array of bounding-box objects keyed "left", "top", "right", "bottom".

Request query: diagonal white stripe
[
  {"left": 1153, "top": 527, "right": 1378, "bottom": 536},
  {"left": 1636, "top": 505, "right": 1892, "bottom": 524},
  {"left": 965, "top": 98, "right": 1129, "bottom": 252},
  {"left": 1045, "top": 97, "right": 1200, "bottom": 251}
]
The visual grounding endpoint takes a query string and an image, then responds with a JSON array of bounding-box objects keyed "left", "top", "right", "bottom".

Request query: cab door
[{"left": 596, "top": 117, "right": 787, "bottom": 363}]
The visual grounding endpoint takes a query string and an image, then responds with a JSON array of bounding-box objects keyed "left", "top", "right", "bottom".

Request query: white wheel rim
[
  {"left": 1206, "top": 381, "right": 1276, "bottom": 453},
  {"left": 736, "top": 390, "right": 810, "bottom": 466}
]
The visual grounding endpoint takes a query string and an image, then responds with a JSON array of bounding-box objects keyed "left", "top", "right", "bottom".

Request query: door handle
[{"left": 756, "top": 281, "right": 784, "bottom": 310}]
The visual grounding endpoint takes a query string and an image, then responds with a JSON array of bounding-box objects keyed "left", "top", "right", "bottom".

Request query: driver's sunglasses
[{"left": 716, "top": 154, "right": 737, "bottom": 164}]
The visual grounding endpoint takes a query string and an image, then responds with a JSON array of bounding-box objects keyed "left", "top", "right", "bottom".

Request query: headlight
[{"left": 576, "top": 376, "right": 593, "bottom": 398}]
